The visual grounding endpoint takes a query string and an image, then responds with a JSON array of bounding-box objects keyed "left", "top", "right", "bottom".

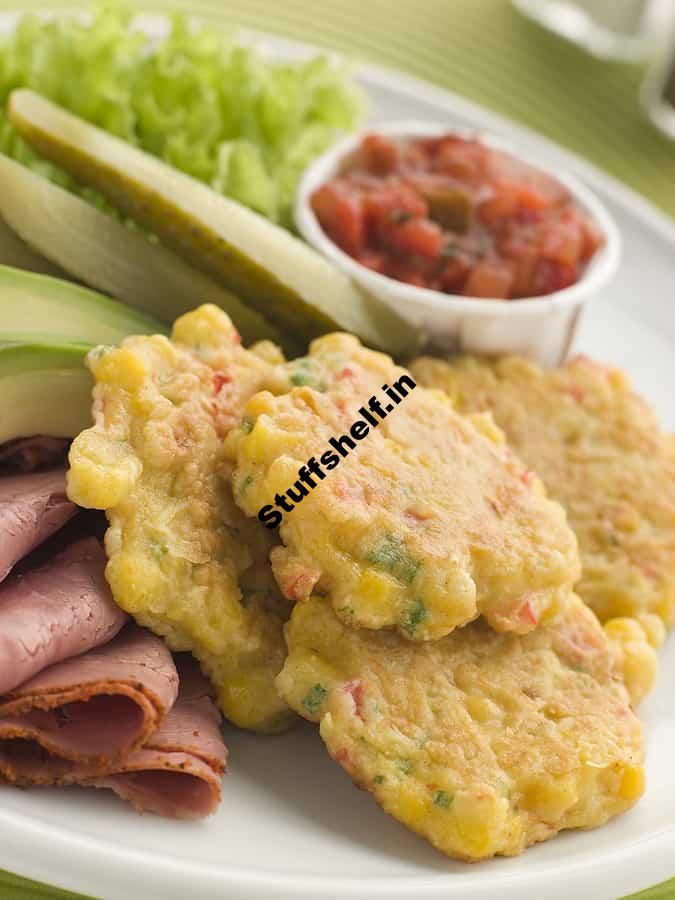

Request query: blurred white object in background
[
  {"left": 641, "top": 16, "right": 675, "bottom": 140},
  {"left": 513, "top": 0, "right": 674, "bottom": 61}
]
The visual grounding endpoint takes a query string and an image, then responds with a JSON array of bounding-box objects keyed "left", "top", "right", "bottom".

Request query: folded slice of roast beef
[
  {"left": 0, "top": 468, "right": 76, "bottom": 583},
  {"left": 92, "top": 658, "right": 226, "bottom": 819},
  {"left": 0, "top": 624, "right": 179, "bottom": 776},
  {"left": 0, "top": 477, "right": 226, "bottom": 819},
  {"left": 0, "top": 537, "right": 127, "bottom": 695},
  {"left": 0, "top": 653, "right": 224, "bottom": 819}
]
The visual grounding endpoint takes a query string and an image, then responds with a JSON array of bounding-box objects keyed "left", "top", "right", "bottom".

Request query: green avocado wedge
[
  {"left": 0, "top": 153, "right": 295, "bottom": 352},
  {"left": 0, "top": 342, "right": 93, "bottom": 445},
  {"left": 0, "top": 213, "right": 68, "bottom": 278},
  {"left": 0, "top": 263, "right": 166, "bottom": 345},
  {"left": 8, "top": 89, "right": 419, "bottom": 356}
]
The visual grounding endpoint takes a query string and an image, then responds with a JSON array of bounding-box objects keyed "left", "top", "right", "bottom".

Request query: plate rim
[{"left": 0, "top": 9, "right": 673, "bottom": 900}]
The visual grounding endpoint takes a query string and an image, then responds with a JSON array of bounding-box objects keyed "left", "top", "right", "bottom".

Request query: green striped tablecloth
[{"left": 0, "top": 1, "right": 673, "bottom": 898}]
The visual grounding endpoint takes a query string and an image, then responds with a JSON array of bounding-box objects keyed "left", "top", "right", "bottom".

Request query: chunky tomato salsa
[{"left": 311, "top": 133, "right": 604, "bottom": 299}]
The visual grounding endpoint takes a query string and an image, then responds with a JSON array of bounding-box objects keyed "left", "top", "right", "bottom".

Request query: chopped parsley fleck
[
  {"left": 433, "top": 790, "right": 453, "bottom": 810},
  {"left": 149, "top": 541, "right": 167, "bottom": 560},
  {"left": 373, "top": 775, "right": 385, "bottom": 785},
  {"left": 302, "top": 684, "right": 327, "bottom": 715},
  {"left": 290, "top": 371, "right": 325, "bottom": 390},
  {"left": 237, "top": 474, "right": 254, "bottom": 496},
  {"left": 396, "top": 759, "right": 413, "bottom": 775},
  {"left": 240, "top": 417, "right": 254, "bottom": 433},
  {"left": 339, "top": 604, "right": 355, "bottom": 616},
  {"left": 402, "top": 599, "right": 428, "bottom": 636},
  {"left": 367, "top": 534, "right": 420, "bottom": 584}
]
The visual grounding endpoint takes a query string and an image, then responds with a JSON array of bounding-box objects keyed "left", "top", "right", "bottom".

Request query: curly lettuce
[{"left": 0, "top": 4, "right": 364, "bottom": 228}]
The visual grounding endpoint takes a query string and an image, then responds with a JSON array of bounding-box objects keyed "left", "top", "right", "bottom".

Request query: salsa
[{"left": 310, "top": 133, "right": 604, "bottom": 299}]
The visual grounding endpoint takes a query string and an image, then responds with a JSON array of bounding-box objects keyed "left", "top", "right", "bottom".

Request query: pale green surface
[{"left": 0, "top": 1, "right": 673, "bottom": 898}]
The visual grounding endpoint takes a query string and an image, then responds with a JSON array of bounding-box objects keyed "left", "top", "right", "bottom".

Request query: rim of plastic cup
[{"left": 295, "top": 120, "right": 622, "bottom": 319}]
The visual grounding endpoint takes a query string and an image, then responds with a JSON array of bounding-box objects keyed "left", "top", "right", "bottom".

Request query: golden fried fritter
[
  {"left": 410, "top": 354, "right": 675, "bottom": 625},
  {"left": 605, "top": 613, "right": 665, "bottom": 706},
  {"left": 225, "top": 333, "right": 579, "bottom": 640},
  {"left": 277, "top": 594, "right": 644, "bottom": 861},
  {"left": 67, "top": 304, "right": 294, "bottom": 732}
]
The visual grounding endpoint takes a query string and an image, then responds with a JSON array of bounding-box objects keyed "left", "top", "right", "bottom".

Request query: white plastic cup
[{"left": 295, "top": 121, "right": 622, "bottom": 367}]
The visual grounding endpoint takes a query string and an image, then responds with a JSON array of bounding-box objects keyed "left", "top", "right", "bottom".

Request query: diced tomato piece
[
  {"left": 509, "top": 244, "right": 539, "bottom": 298},
  {"left": 438, "top": 252, "right": 472, "bottom": 292},
  {"left": 434, "top": 137, "right": 488, "bottom": 181},
  {"left": 416, "top": 136, "right": 446, "bottom": 157},
  {"left": 358, "top": 133, "right": 400, "bottom": 175},
  {"left": 355, "top": 250, "right": 387, "bottom": 274},
  {"left": 540, "top": 221, "right": 583, "bottom": 267},
  {"left": 478, "top": 182, "right": 520, "bottom": 226},
  {"left": 311, "top": 181, "right": 343, "bottom": 223},
  {"left": 516, "top": 183, "right": 553, "bottom": 212},
  {"left": 400, "top": 141, "right": 429, "bottom": 171},
  {"left": 311, "top": 132, "right": 602, "bottom": 300},
  {"left": 384, "top": 260, "right": 429, "bottom": 287},
  {"left": 363, "top": 183, "right": 428, "bottom": 241},
  {"left": 530, "top": 259, "right": 578, "bottom": 295},
  {"left": 311, "top": 182, "right": 366, "bottom": 255},
  {"left": 388, "top": 218, "right": 443, "bottom": 260},
  {"left": 463, "top": 259, "right": 515, "bottom": 299}
]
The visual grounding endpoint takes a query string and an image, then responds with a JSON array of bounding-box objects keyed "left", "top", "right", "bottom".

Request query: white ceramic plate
[{"left": 0, "top": 12, "right": 674, "bottom": 900}]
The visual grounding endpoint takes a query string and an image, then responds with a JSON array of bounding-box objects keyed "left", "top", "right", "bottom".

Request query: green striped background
[
  {"left": 0, "top": 1, "right": 673, "bottom": 897},
  {"left": 8, "top": 0, "right": 674, "bottom": 217}
]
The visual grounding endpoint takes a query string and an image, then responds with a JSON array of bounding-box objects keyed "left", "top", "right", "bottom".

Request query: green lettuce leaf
[{"left": 0, "top": 4, "right": 364, "bottom": 228}]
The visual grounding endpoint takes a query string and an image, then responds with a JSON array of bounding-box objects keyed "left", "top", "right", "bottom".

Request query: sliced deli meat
[
  {"left": 0, "top": 468, "right": 76, "bottom": 583},
  {"left": 0, "top": 537, "right": 127, "bottom": 695},
  {"left": 0, "top": 654, "right": 224, "bottom": 819},
  {"left": 0, "top": 436, "right": 69, "bottom": 473},
  {"left": 0, "top": 624, "right": 179, "bottom": 777},
  {"left": 93, "top": 658, "right": 226, "bottom": 819}
]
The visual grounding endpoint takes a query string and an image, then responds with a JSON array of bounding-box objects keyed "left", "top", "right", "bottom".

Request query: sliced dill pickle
[
  {"left": 0, "top": 152, "right": 294, "bottom": 352},
  {"left": 9, "top": 90, "right": 419, "bottom": 356}
]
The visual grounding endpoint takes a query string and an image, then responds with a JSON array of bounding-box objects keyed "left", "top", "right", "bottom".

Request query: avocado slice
[
  {"left": 0, "top": 153, "right": 295, "bottom": 352},
  {"left": 0, "top": 213, "right": 68, "bottom": 278},
  {"left": 8, "top": 89, "right": 418, "bottom": 356},
  {"left": 0, "top": 263, "right": 167, "bottom": 345},
  {"left": 0, "top": 342, "right": 92, "bottom": 444}
]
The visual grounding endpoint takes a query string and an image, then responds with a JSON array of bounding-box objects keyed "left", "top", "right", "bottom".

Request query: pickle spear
[
  {"left": 0, "top": 153, "right": 293, "bottom": 352},
  {"left": 9, "top": 90, "right": 418, "bottom": 355}
]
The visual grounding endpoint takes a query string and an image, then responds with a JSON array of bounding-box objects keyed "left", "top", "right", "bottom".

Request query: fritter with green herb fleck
[
  {"left": 277, "top": 593, "right": 645, "bottom": 861},
  {"left": 67, "top": 304, "right": 295, "bottom": 733},
  {"left": 225, "top": 333, "right": 580, "bottom": 640},
  {"left": 410, "top": 354, "right": 675, "bottom": 626}
]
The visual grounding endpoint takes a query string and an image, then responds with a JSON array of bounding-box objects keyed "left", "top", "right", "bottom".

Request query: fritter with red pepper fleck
[
  {"left": 67, "top": 304, "right": 295, "bottom": 733},
  {"left": 225, "top": 333, "right": 580, "bottom": 640},
  {"left": 277, "top": 592, "right": 645, "bottom": 861},
  {"left": 410, "top": 354, "right": 675, "bottom": 626}
]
